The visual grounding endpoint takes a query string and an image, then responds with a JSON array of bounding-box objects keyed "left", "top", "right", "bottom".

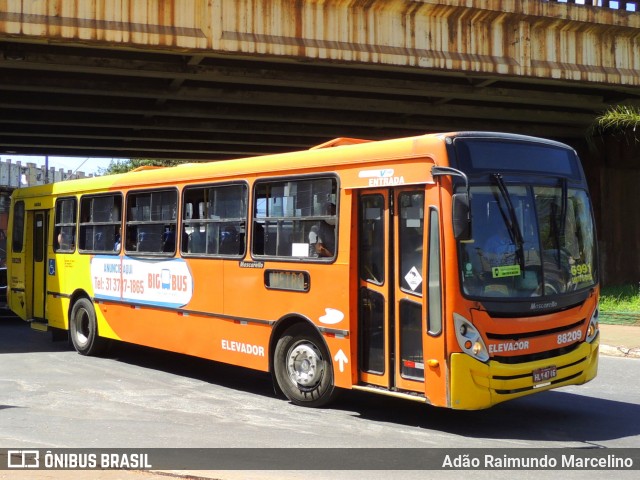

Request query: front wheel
[
  {"left": 69, "top": 297, "right": 107, "bottom": 356},
  {"left": 274, "top": 324, "right": 338, "bottom": 407}
]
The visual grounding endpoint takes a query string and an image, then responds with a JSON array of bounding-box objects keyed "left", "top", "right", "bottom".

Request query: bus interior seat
[{"left": 189, "top": 230, "right": 206, "bottom": 253}]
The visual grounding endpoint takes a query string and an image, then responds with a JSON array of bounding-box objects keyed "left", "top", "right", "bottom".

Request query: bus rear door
[{"left": 29, "top": 210, "right": 49, "bottom": 321}]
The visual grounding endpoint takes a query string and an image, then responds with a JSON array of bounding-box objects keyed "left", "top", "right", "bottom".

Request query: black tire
[
  {"left": 69, "top": 297, "right": 107, "bottom": 356},
  {"left": 274, "top": 324, "right": 338, "bottom": 407}
]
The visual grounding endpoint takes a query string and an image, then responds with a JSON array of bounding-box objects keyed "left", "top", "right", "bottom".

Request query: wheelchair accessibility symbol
[{"left": 48, "top": 259, "right": 56, "bottom": 276}]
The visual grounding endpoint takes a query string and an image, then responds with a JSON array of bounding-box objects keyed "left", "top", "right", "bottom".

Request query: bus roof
[
  {"left": 11, "top": 132, "right": 448, "bottom": 199},
  {"left": 10, "top": 131, "right": 569, "bottom": 200}
]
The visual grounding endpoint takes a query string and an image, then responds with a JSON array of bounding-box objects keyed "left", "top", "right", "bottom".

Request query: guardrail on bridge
[{"left": 548, "top": 0, "right": 638, "bottom": 11}]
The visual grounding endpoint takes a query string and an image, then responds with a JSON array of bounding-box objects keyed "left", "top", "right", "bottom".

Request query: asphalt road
[{"left": 1, "top": 315, "right": 639, "bottom": 480}]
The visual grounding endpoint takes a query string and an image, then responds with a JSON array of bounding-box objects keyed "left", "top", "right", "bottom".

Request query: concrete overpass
[
  {"left": 0, "top": 0, "right": 639, "bottom": 284},
  {"left": 0, "top": 0, "right": 638, "bottom": 160}
]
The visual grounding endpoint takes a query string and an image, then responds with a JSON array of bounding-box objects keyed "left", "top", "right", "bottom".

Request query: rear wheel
[
  {"left": 69, "top": 297, "right": 107, "bottom": 356},
  {"left": 274, "top": 324, "right": 337, "bottom": 407}
]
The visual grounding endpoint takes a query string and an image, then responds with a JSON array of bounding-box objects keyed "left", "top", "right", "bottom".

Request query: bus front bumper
[{"left": 449, "top": 334, "right": 599, "bottom": 410}]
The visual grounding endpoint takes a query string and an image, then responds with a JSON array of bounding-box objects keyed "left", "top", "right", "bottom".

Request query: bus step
[
  {"left": 352, "top": 385, "right": 428, "bottom": 403},
  {"left": 29, "top": 320, "right": 49, "bottom": 332}
]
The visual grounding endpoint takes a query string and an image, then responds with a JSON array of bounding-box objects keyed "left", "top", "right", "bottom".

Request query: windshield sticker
[
  {"left": 404, "top": 266, "right": 423, "bottom": 291},
  {"left": 464, "top": 263, "right": 474, "bottom": 278},
  {"left": 570, "top": 263, "right": 593, "bottom": 284},
  {"left": 491, "top": 265, "right": 521, "bottom": 278}
]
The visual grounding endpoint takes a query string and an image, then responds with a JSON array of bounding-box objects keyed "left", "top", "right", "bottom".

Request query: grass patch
[{"left": 599, "top": 284, "right": 640, "bottom": 313}]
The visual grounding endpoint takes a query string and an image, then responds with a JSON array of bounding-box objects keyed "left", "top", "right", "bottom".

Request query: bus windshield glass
[{"left": 459, "top": 184, "right": 597, "bottom": 299}]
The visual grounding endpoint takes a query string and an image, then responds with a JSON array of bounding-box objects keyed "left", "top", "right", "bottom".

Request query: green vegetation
[
  {"left": 599, "top": 284, "right": 640, "bottom": 326},
  {"left": 591, "top": 107, "right": 640, "bottom": 323},
  {"left": 599, "top": 284, "right": 640, "bottom": 313},
  {"left": 592, "top": 105, "right": 640, "bottom": 138},
  {"left": 98, "top": 158, "right": 181, "bottom": 175}
]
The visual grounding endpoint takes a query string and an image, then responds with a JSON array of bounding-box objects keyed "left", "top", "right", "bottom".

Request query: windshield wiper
[
  {"left": 550, "top": 178, "right": 568, "bottom": 267},
  {"left": 560, "top": 177, "right": 568, "bottom": 239},
  {"left": 492, "top": 174, "right": 525, "bottom": 272}
]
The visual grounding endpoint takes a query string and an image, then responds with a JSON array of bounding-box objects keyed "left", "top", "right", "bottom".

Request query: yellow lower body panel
[{"left": 450, "top": 335, "right": 599, "bottom": 410}]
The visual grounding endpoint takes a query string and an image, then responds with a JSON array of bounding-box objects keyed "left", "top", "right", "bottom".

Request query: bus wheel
[
  {"left": 274, "top": 324, "right": 337, "bottom": 407},
  {"left": 69, "top": 298, "right": 106, "bottom": 356}
]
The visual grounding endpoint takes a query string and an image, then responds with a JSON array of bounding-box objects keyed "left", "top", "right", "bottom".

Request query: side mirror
[
  {"left": 452, "top": 193, "right": 471, "bottom": 241},
  {"left": 431, "top": 166, "right": 472, "bottom": 241}
]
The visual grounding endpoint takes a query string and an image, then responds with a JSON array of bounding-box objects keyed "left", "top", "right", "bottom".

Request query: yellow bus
[{"left": 7, "top": 132, "right": 600, "bottom": 410}]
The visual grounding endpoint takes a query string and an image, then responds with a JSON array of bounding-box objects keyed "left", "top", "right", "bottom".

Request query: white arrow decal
[{"left": 334, "top": 349, "right": 348, "bottom": 373}]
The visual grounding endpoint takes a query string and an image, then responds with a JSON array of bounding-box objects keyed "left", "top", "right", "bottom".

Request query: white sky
[{"left": 0, "top": 155, "right": 122, "bottom": 175}]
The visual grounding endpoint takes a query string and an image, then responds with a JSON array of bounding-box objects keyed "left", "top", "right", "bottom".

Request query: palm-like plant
[{"left": 593, "top": 105, "right": 640, "bottom": 138}]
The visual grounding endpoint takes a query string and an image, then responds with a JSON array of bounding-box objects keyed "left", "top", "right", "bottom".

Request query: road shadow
[
  {"left": 105, "top": 340, "right": 277, "bottom": 399},
  {"left": 334, "top": 387, "right": 640, "bottom": 445},
  {"left": 105, "top": 339, "right": 640, "bottom": 445},
  {"left": 4, "top": 314, "right": 638, "bottom": 445},
  {"left": 0, "top": 315, "right": 274, "bottom": 397},
  {"left": 0, "top": 316, "right": 72, "bottom": 354}
]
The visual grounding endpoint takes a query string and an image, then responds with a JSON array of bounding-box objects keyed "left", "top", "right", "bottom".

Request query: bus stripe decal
[{"left": 93, "top": 298, "right": 275, "bottom": 326}]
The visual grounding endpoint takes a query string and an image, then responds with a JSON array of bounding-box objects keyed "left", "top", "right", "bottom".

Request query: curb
[
  {"left": 600, "top": 344, "right": 640, "bottom": 359},
  {"left": 599, "top": 311, "right": 640, "bottom": 327}
]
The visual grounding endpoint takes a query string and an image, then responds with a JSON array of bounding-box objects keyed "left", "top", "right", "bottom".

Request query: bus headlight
[
  {"left": 454, "top": 313, "right": 489, "bottom": 363},
  {"left": 586, "top": 303, "right": 599, "bottom": 343}
]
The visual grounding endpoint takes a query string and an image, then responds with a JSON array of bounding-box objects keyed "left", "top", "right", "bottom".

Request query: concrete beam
[{"left": 1, "top": 0, "right": 638, "bottom": 87}]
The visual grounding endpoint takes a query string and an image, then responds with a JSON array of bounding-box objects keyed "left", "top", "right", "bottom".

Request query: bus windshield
[{"left": 459, "top": 183, "right": 597, "bottom": 299}]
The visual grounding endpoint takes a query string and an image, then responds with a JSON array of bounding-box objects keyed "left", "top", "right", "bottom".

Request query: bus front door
[
  {"left": 30, "top": 210, "right": 49, "bottom": 320},
  {"left": 357, "top": 188, "right": 426, "bottom": 394}
]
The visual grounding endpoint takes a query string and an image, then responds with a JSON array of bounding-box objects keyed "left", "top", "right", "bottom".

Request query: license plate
[{"left": 533, "top": 366, "right": 557, "bottom": 383}]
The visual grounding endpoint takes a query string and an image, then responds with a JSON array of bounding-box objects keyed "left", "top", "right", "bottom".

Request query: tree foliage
[{"left": 98, "top": 158, "right": 181, "bottom": 175}]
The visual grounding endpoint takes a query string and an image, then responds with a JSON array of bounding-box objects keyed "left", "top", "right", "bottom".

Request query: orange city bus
[{"left": 7, "top": 132, "right": 599, "bottom": 410}]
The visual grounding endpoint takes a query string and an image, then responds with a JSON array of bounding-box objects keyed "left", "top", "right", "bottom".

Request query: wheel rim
[
  {"left": 286, "top": 341, "right": 324, "bottom": 389},
  {"left": 73, "top": 308, "right": 90, "bottom": 347}
]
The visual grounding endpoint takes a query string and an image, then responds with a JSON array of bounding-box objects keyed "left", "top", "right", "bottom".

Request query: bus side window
[
  {"left": 11, "top": 201, "right": 26, "bottom": 254},
  {"left": 54, "top": 197, "right": 77, "bottom": 253},
  {"left": 252, "top": 222, "right": 264, "bottom": 255},
  {"left": 182, "top": 183, "right": 247, "bottom": 257},
  {"left": 126, "top": 189, "right": 177, "bottom": 255},
  {"left": 126, "top": 226, "right": 138, "bottom": 251},
  {"left": 162, "top": 227, "right": 175, "bottom": 252},
  {"left": 137, "top": 227, "right": 163, "bottom": 252},
  {"left": 252, "top": 177, "right": 337, "bottom": 260},
  {"left": 78, "top": 194, "right": 122, "bottom": 254},
  {"left": 398, "top": 192, "right": 424, "bottom": 295},
  {"left": 56, "top": 229, "right": 74, "bottom": 251},
  {"left": 189, "top": 227, "right": 206, "bottom": 253}
]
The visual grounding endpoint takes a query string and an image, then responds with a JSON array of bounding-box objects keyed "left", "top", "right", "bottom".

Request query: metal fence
[{"left": 546, "top": 0, "right": 638, "bottom": 11}]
